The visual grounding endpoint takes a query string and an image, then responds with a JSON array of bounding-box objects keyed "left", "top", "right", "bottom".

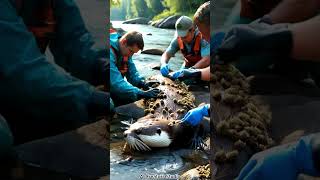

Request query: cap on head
[{"left": 175, "top": 16, "right": 194, "bottom": 37}]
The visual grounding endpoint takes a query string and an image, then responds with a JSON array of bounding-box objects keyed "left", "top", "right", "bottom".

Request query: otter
[{"left": 123, "top": 75, "right": 209, "bottom": 151}]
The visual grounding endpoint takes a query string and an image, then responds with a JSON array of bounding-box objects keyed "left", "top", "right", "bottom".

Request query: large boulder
[
  {"left": 123, "top": 17, "right": 150, "bottom": 24},
  {"left": 141, "top": 48, "right": 164, "bottom": 56},
  {"left": 157, "top": 15, "right": 181, "bottom": 29},
  {"left": 150, "top": 18, "right": 164, "bottom": 27}
]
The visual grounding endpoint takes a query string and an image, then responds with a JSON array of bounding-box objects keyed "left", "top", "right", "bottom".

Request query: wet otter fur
[{"left": 123, "top": 75, "right": 209, "bottom": 151}]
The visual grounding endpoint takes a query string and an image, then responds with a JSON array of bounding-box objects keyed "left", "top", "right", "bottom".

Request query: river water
[{"left": 110, "top": 21, "right": 209, "bottom": 180}]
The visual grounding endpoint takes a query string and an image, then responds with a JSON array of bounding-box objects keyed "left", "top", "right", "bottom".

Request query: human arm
[
  {"left": 192, "top": 56, "right": 210, "bottom": 69},
  {"left": 49, "top": 0, "right": 107, "bottom": 86},
  {"left": 268, "top": 0, "right": 320, "bottom": 24},
  {"left": 160, "top": 38, "right": 178, "bottom": 76},
  {"left": 126, "top": 57, "right": 145, "bottom": 87},
  {"left": 109, "top": 51, "right": 144, "bottom": 102},
  {"left": 0, "top": 0, "right": 107, "bottom": 123},
  {"left": 192, "top": 39, "right": 210, "bottom": 69},
  {"left": 237, "top": 133, "right": 320, "bottom": 180},
  {"left": 216, "top": 15, "right": 320, "bottom": 64}
]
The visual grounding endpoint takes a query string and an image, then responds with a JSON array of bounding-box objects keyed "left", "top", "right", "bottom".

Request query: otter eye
[
  {"left": 136, "top": 129, "right": 141, "bottom": 135},
  {"left": 156, "top": 128, "right": 161, "bottom": 135}
]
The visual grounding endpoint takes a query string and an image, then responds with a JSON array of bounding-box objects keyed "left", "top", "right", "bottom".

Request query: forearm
[
  {"left": 200, "top": 67, "right": 210, "bottom": 81},
  {"left": 269, "top": 0, "right": 320, "bottom": 24},
  {"left": 193, "top": 56, "right": 210, "bottom": 69},
  {"left": 127, "top": 58, "right": 144, "bottom": 87},
  {"left": 161, "top": 52, "right": 171, "bottom": 65},
  {"left": 51, "top": 0, "right": 106, "bottom": 85},
  {"left": 110, "top": 64, "right": 142, "bottom": 101},
  {"left": 0, "top": 0, "right": 102, "bottom": 123},
  {"left": 290, "top": 15, "right": 320, "bottom": 61}
]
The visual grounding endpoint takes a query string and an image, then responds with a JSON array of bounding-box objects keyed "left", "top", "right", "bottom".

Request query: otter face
[{"left": 123, "top": 118, "right": 174, "bottom": 151}]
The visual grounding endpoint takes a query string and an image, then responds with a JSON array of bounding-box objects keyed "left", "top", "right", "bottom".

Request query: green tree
[
  {"left": 111, "top": 0, "right": 121, "bottom": 6},
  {"left": 145, "top": 0, "right": 164, "bottom": 15},
  {"left": 131, "top": 0, "right": 150, "bottom": 18}
]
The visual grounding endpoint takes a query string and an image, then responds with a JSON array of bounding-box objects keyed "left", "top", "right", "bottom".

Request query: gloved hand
[
  {"left": 215, "top": 21, "right": 292, "bottom": 64},
  {"left": 138, "top": 88, "right": 161, "bottom": 99},
  {"left": 138, "top": 80, "right": 160, "bottom": 90},
  {"left": 182, "top": 104, "right": 210, "bottom": 126},
  {"left": 160, "top": 64, "right": 170, "bottom": 76},
  {"left": 169, "top": 68, "right": 201, "bottom": 81},
  {"left": 145, "top": 80, "right": 160, "bottom": 87},
  {"left": 237, "top": 134, "right": 320, "bottom": 180},
  {"left": 88, "top": 91, "right": 109, "bottom": 118}
]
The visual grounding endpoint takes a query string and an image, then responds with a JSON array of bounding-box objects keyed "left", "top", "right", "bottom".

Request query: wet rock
[
  {"left": 150, "top": 18, "right": 164, "bottom": 27},
  {"left": 151, "top": 15, "right": 182, "bottom": 29},
  {"left": 141, "top": 49, "right": 164, "bottom": 56},
  {"left": 123, "top": 17, "right": 150, "bottom": 24}
]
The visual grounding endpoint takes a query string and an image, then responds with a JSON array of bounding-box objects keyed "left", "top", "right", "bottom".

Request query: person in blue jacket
[
  {"left": 110, "top": 31, "right": 160, "bottom": 106},
  {"left": 0, "top": 0, "right": 108, "bottom": 150}
]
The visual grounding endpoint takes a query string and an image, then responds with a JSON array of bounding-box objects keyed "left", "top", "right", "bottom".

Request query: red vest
[
  {"left": 177, "top": 32, "right": 202, "bottom": 67},
  {"left": 14, "top": 0, "right": 56, "bottom": 53},
  {"left": 110, "top": 44, "right": 129, "bottom": 76}
]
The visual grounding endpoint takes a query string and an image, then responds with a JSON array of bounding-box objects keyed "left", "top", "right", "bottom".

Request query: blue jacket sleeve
[
  {"left": 126, "top": 57, "right": 144, "bottom": 87},
  {"left": 49, "top": 0, "right": 107, "bottom": 86},
  {"left": 200, "top": 39, "right": 210, "bottom": 57},
  {"left": 0, "top": 0, "right": 105, "bottom": 123},
  {"left": 110, "top": 50, "right": 143, "bottom": 102}
]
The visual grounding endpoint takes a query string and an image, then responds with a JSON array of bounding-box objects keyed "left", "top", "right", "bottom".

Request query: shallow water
[{"left": 110, "top": 113, "right": 209, "bottom": 180}]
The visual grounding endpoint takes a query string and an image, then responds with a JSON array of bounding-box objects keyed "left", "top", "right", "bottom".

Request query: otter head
[{"left": 123, "top": 115, "right": 188, "bottom": 151}]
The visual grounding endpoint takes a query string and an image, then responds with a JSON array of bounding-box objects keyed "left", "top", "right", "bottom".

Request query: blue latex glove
[
  {"left": 182, "top": 104, "right": 210, "bottom": 126},
  {"left": 170, "top": 69, "right": 201, "bottom": 81},
  {"left": 237, "top": 135, "right": 319, "bottom": 180},
  {"left": 160, "top": 64, "right": 170, "bottom": 76},
  {"left": 138, "top": 88, "right": 161, "bottom": 99},
  {"left": 170, "top": 70, "right": 184, "bottom": 80}
]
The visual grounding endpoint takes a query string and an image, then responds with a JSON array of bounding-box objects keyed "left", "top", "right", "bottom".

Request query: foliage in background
[
  {"left": 111, "top": 0, "right": 121, "bottom": 6},
  {"left": 111, "top": 0, "right": 207, "bottom": 21}
]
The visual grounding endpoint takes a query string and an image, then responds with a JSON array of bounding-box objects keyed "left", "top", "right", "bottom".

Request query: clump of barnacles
[
  {"left": 196, "top": 164, "right": 211, "bottom": 179},
  {"left": 143, "top": 78, "right": 196, "bottom": 120},
  {"left": 211, "top": 64, "right": 273, "bottom": 164}
]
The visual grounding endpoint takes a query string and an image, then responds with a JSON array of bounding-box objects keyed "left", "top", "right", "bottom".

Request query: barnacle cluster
[
  {"left": 143, "top": 78, "right": 196, "bottom": 119},
  {"left": 214, "top": 150, "right": 239, "bottom": 164},
  {"left": 211, "top": 64, "right": 273, "bottom": 164},
  {"left": 196, "top": 164, "right": 210, "bottom": 179}
]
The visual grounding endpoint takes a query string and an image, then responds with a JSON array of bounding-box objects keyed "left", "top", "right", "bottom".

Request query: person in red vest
[
  {"left": 160, "top": 16, "right": 210, "bottom": 77},
  {"left": 0, "top": 0, "right": 108, "bottom": 146},
  {"left": 110, "top": 31, "right": 161, "bottom": 106},
  {"left": 169, "top": 2, "right": 211, "bottom": 82}
]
